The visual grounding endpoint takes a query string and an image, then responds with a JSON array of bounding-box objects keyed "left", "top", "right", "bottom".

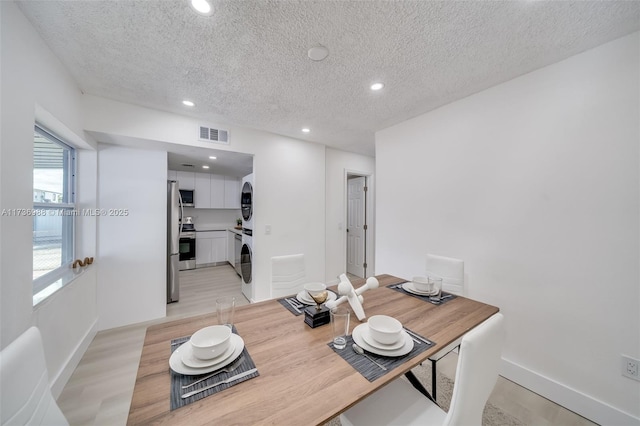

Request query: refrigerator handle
[{"left": 178, "top": 191, "right": 184, "bottom": 239}]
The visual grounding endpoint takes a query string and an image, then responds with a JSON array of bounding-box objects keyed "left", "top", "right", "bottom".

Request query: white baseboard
[
  {"left": 501, "top": 358, "right": 640, "bottom": 426},
  {"left": 50, "top": 319, "right": 98, "bottom": 398}
]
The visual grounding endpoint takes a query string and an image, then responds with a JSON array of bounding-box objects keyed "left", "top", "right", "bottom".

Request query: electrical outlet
[{"left": 621, "top": 355, "right": 639, "bottom": 381}]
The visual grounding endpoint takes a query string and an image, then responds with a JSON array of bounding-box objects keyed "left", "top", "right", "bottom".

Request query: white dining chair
[
  {"left": 426, "top": 253, "right": 465, "bottom": 296},
  {"left": 270, "top": 253, "right": 306, "bottom": 298},
  {"left": 0, "top": 326, "right": 69, "bottom": 426},
  {"left": 425, "top": 253, "right": 465, "bottom": 400},
  {"left": 340, "top": 313, "right": 505, "bottom": 426}
]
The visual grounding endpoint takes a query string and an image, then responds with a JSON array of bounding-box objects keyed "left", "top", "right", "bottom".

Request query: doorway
[{"left": 346, "top": 174, "right": 368, "bottom": 278}]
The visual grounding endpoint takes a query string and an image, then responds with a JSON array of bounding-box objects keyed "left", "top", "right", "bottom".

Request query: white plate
[
  {"left": 181, "top": 338, "right": 236, "bottom": 368},
  {"left": 170, "top": 334, "right": 245, "bottom": 375},
  {"left": 352, "top": 324, "right": 414, "bottom": 357},
  {"left": 402, "top": 282, "right": 437, "bottom": 296},
  {"left": 361, "top": 325, "right": 406, "bottom": 350},
  {"left": 296, "top": 290, "right": 337, "bottom": 306}
]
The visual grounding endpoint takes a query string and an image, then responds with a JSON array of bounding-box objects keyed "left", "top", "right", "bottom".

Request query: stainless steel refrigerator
[{"left": 167, "top": 180, "right": 182, "bottom": 303}]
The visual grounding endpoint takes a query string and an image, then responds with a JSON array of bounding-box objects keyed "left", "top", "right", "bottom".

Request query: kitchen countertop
[
  {"left": 228, "top": 228, "right": 243, "bottom": 236},
  {"left": 194, "top": 223, "right": 239, "bottom": 232},
  {"left": 194, "top": 224, "right": 243, "bottom": 235}
]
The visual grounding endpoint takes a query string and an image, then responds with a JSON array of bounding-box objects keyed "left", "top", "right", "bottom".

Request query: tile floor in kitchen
[{"left": 56, "top": 265, "right": 595, "bottom": 425}]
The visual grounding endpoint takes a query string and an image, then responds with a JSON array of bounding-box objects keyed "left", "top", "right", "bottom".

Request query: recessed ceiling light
[
  {"left": 209, "top": 156, "right": 217, "bottom": 160},
  {"left": 202, "top": 165, "right": 210, "bottom": 169},
  {"left": 182, "top": 100, "right": 195, "bottom": 107},
  {"left": 370, "top": 82, "right": 384, "bottom": 91},
  {"left": 302, "top": 128, "right": 311, "bottom": 133},
  {"left": 189, "top": 0, "right": 214, "bottom": 16},
  {"left": 308, "top": 45, "right": 329, "bottom": 61}
]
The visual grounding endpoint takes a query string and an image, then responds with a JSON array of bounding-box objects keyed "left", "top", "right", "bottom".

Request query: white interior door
[{"left": 347, "top": 176, "right": 366, "bottom": 277}]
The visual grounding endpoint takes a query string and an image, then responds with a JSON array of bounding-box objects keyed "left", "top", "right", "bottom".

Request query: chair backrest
[
  {"left": 270, "top": 253, "right": 306, "bottom": 298},
  {"left": 0, "top": 327, "right": 69, "bottom": 425},
  {"left": 443, "top": 313, "right": 505, "bottom": 426},
  {"left": 426, "top": 253, "right": 465, "bottom": 295}
]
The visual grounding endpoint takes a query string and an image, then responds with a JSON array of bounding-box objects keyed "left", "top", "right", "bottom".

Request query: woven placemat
[
  {"left": 169, "top": 326, "right": 259, "bottom": 410},
  {"left": 277, "top": 290, "right": 338, "bottom": 316},
  {"left": 387, "top": 282, "right": 457, "bottom": 305},
  {"left": 277, "top": 297, "right": 305, "bottom": 316},
  {"left": 328, "top": 327, "right": 434, "bottom": 382}
]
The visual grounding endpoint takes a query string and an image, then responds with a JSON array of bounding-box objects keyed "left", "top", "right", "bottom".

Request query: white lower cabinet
[
  {"left": 196, "top": 231, "right": 227, "bottom": 267},
  {"left": 227, "top": 231, "right": 235, "bottom": 264}
]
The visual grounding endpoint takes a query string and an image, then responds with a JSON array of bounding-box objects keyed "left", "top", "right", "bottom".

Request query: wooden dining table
[{"left": 127, "top": 274, "right": 499, "bottom": 425}]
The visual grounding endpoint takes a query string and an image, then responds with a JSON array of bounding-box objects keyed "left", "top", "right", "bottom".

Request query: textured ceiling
[{"left": 17, "top": 0, "right": 640, "bottom": 157}]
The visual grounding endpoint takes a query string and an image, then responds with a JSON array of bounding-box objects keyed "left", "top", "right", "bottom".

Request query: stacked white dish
[
  {"left": 170, "top": 325, "right": 245, "bottom": 375},
  {"left": 352, "top": 315, "right": 414, "bottom": 356},
  {"left": 296, "top": 287, "right": 338, "bottom": 305},
  {"left": 402, "top": 276, "right": 438, "bottom": 296}
]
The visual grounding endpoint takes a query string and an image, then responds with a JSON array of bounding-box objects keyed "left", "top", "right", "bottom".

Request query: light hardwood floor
[{"left": 57, "top": 265, "right": 596, "bottom": 425}]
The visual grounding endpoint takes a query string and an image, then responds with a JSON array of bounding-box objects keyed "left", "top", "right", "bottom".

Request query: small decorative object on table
[
  {"left": 303, "top": 282, "right": 331, "bottom": 328},
  {"left": 325, "top": 274, "right": 379, "bottom": 322}
]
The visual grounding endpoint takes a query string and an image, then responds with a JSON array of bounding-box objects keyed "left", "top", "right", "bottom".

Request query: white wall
[
  {"left": 183, "top": 207, "right": 241, "bottom": 230},
  {"left": 81, "top": 96, "right": 329, "bottom": 304},
  {"left": 375, "top": 33, "right": 639, "bottom": 424},
  {"left": 0, "top": 1, "right": 98, "bottom": 395},
  {"left": 96, "top": 145, "right": 167, "bottom": 329},
  {"left": 249, "top": 130, "right": 326, "bottom": 301},
  {"left": 325, "top": 149, "right": 375, "bottom": 283}
]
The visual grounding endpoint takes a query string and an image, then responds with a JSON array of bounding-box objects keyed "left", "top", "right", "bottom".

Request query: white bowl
[
  {"left": 304, "top": 282, "right": 327, "bottom": 292},
  {"left": 190, "top": 325, "right": 232, "bottom": 360},
  {"left": 412, "top": 276, "right": 431, "bottom": 293},
  {"left": 367, "top": 315, "right": 403, "bottom": 345}
]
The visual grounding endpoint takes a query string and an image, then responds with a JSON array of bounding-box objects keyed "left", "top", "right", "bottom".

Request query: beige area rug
[{"left": 324, "top": 364, "right": 524, "bottom": 426}]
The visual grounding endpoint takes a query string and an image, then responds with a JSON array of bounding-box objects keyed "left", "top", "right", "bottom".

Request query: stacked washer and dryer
[{"left": 240, "top": 173, "right": 254, "bottom": 300}]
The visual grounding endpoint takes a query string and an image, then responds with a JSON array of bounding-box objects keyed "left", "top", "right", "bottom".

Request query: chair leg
[
  {"left": 404, "top": 370, "right": 438, "bottom": 405},
  {"left": 431, "top": 359, "right": 437, "bottom": 401}
]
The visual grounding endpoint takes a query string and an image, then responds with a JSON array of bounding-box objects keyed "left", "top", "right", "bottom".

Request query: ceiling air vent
[{"left": 199, "top": 125, "right": 229, "bottom": 145}]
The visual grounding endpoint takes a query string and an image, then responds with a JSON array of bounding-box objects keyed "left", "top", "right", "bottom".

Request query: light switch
[{"left": 265, "top": 224, "right": 272, "bottom": 235}]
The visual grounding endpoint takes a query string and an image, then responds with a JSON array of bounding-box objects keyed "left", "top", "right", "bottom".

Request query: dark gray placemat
[
  {"left": 277, "top": 297, "right": 305, "bottom": 316},
  {"left": 170, "top": 327, "right": 259, "bottom": 410},
  {"left": 277, "top": 290, "right": 338, "bottom": 316},
  {"left": 387, "top": 282, "right": 457, "bottom": 305},
  {"left": 328, "top": 327, "right": 435, "bottom": 381}
]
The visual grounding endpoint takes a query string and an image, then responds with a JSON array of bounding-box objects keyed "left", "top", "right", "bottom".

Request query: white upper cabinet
[
  {"left": 210, "top": 175, "right": 226, "bottom": 209},
  {"left": 224, "top": 177, "right": 241, "bottom": 209},
  {"left": 194, "top": 173, "right": 212, "bottom": 208},
  {"left": 174, "top": 171, "right": 241, "bottom": 209},
  {"left": 176, "top": 171, "right": 195, "bottom": 190}
]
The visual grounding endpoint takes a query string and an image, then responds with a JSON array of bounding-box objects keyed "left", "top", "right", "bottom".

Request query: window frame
[{"left": 32, "top": 124, "right": 77, "bottom": 298}]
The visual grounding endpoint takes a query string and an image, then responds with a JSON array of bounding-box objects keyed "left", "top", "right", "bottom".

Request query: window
[{"left": 33, "top": 125, "right": 76, "bottom": 299}]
